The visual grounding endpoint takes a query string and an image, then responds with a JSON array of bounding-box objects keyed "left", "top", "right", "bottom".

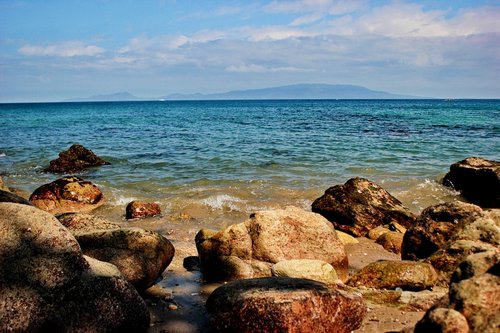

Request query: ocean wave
[
  {"left": 0, "top": 153, "right": 6, "bottom": 157},
  {"left": 202, "top": 194, "right": 246, "bottom": 211}
]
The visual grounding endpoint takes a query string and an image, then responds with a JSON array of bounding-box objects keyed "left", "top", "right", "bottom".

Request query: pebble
[{"left": 168, "top": 304, "right": 178, "bottom": 311}]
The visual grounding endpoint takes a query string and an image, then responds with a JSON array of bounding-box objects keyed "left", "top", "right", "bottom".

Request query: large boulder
[
  {"left": 0, "top": 203, "right": 149, "bottom": 332},
  {"left": 347, "top": 260, "right": 438, "bottom": 291},
  {"left": 45, "top": 143, "right": 110, "bottom": 173},
  {"left": 206, "top": 277, "right": 366, "bottom": 333},
  {"left": 29, "top": 176, "right": 105, "bottom": 214},
  {"left": 196, "top": 206, "right": 348, "bottom": 282},
  {"left": 402, "top": 201, "right": 484, "bottom": 261},
  {"left": 59, "top": 213, "right": 175, "bottom": 289},
  {"left": 312, "top": 177, "right": 415, "bottom": 237},
  {"left": 126, "top": 200, "right": 161, "bottom": 219},
  {"left": 443, "top": 157, "right": 500, "bottom": 208}
]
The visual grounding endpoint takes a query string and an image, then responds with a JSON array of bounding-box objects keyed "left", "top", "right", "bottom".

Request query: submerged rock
[
  {"left": 347, "top": 260, "right": 438, "bottom": 291},
  {"left": 45, "top": 143, "right": 110, "bottom": 173},
  {"left": 0, "top": 203, "right": 149, "bottom": 332},
  {"left": 59, "top": 213, "right": 174, "bottom": 289},
  {"left": 29, "top": 176, "right": 105, "bottom": 214},
  {"left": 196, "top": 206, "right": 348, "bottom": 282},
  {"left": 442, "top": 157, "right": 500, "bottom": 208},
  {"left": 312, "top": 177, "right": 415, "bottom": 237},
  {"left": 206, "top": 277, "right": 366, "bottom": 333},
  {"left": 126, "top": 200, "right": 161, "bottom": 219},
  {"left": 402, "top": 201, "right": 484, "bottom": 261}
]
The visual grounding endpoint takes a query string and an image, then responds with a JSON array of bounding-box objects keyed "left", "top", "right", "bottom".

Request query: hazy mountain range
[{"left": 66, "top": 84, "right": 427, "bottom": 102}]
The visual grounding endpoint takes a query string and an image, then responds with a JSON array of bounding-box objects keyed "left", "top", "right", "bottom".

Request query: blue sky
[{"left": 1, "top": 0, "right": 499, "bottom": 102}]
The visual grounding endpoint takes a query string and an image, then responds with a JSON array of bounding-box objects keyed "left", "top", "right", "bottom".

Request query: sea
[{"left": 1, "top": 99, "right": 499, "bottom": 231}]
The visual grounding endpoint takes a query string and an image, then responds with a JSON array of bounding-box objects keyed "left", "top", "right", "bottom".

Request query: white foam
[
  {"left": 202, "top": 194, "right": 246, "bottom": 211},
  {"left": 0, "top": 153, "right": 6, "bottom": 157}
]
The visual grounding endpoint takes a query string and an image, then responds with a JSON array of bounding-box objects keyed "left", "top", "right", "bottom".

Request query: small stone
[{"left": 168, "top": 304, "right": 178, "bottom": 311}]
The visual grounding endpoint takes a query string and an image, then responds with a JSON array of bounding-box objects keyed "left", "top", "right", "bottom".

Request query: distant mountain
[
  {"left": 65, "top": 92, "right": 140, "bottom": 102},
  {"left": 162, "top": 84, "right": 426, "bottom": 100}
]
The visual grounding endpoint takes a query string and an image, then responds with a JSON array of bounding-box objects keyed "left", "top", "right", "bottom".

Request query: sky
[{"left": 1, "top": 0, "right": 499, "bottom": 102}]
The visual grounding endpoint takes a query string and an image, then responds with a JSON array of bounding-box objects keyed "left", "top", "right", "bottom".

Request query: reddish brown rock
[
  {"left": 347, "top": 260, "right": 438, "bottom": 291},
  {"left": 312, "top": 177, "right": 415, "bottom": 237},
  {"left": 402, "top": 201, "right": 484, "bottom": 261},
  {"left": 29, "top": 176, "right": 105, "bottom": 214},
  {"left": 196, "top": 206, "right": 348, "bottom": 282},
  {"left": 126, "top": 200, "right": 161, "bottom": 219},
  {"left": 206, "top": 277, "right": 366, "bottom": 333},
  {"left": 443, "top": 157, "right": 500, "bottom": 208},
  {"left": 45, "top": 144, "right": 110, "bottom": 173}
]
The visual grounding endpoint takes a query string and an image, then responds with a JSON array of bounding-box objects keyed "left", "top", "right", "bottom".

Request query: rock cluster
[
  {"left": 45, "top": 144, "right": 110, "bottom": 173},
  {"left": 312, "top": 177, "right": 415, "bottom": 237},
  {"left": 0, "top": 203, "right": 150, "bottom": 332},
  {"left": 196, "top": 206, "right": 348, "bottom": 282}
]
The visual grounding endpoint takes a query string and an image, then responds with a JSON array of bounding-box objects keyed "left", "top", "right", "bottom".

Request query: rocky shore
[{"left": 0, "top": 145, "right": 498, "bottom": 333}]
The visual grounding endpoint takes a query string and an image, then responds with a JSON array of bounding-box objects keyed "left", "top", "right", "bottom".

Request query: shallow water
[{"left": 1, "top": 99, "right": 499, "bottom": 229}]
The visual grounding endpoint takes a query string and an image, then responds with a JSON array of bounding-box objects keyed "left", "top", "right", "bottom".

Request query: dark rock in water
[
  {"left": 0, "top": 203, "right": 150, "bottom": 332},
  {"left": 29, "top": 176, "right": 105, "bottom": 214},
  {"left": 45, "top": 144, "right": 110, "bottom": 173},
  {"left": 126, "top": 200, "right": 161, "bottom": 219},
  {"left": 196, "top": 206, "right": 348, "bottom": 282},
  {"left": 58, "top": 213, "right": 175, "bottom": 290},
  {"left": 402, "top": 201, "right": 484, "bottom": 261},
  {"left": 347, "top": 260, "right": 438, "bottom": 291},
  {"left": 0, "top": 189, "right": 32, "bottom": 205},
  {"left": 442, "top": 157, "right": 500, "bottom": 208},
  {"left": 312, "top": 177, "right": 415, "bottom": 237},
  {"left": 206, "top": 277, "right": 366, "bottom": 333}
]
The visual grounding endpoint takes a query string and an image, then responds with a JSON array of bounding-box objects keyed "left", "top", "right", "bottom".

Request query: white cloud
[
  {"left": 18, "top": 41, "right": 104, "bottom": 57},
  {"left": 225, "top": 63, "right": 309, "bottom": 73}
]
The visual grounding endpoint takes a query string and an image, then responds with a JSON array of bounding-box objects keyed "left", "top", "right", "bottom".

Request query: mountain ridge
[{"left": 65, "top": 84, "right": 430, "bottom": 102}]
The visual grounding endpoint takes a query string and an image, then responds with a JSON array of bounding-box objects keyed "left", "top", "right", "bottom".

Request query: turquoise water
[{"left": 1, "top": 99, "right": 499, "bottom": 227}]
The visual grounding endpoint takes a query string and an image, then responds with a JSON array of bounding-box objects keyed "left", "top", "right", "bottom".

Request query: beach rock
[
  {"left": 196, "top": 206, "right": 348, "bottom": 282},
  {"left": 58, "top": 213, "right": 174, "bottom": 289},
  {"left": 29, "top": 176, "right": 105, "bottom": 214},
  {"left": 312, "top": 177, "right": 415, "bottom": 237},
  {"left": 448, "top": 271, "right": 500, "bottom": 333},
  {"left": 45, "top": 143, "right": 110, "bottom": 173},
  {"left": 126, "top": 200, "right": 161, "bottom": 219},
  {"left": 451, "top": 250, "right": 500, "bottom": 283},
  {"left": 206, "top": 277, "right": 366, "bottom": 333},
  {"left": 414, "top": 308, "right": 469, "bottom": 333},
  {"left": 367, "top": 225, "right": 391, "bottom": 240},
  {"left": 402, "top": 201, "right": 484, "bottom": 261},
  {"left": 423, "top": 209, "right": 499, "bottom": 286},
  {"left": 375, "top": 231, "right": 404, "bottom": 254},
  {"left": 425, "top": 240, "right": 498, "bottom": 286},
  {"left": 443, "top": 157, "right": 500, "bottom": 208},
  {"left": 0, "top": 189, "right": 32, "bottom": 205},
  {"left": 0, "top": 176, "right": 9, "bottom": 191},
  {"left": 0, "top": 203, "right": 149, "bottom": 332},
  {"left": 336, "top": 230, "right": 359, "bottom": 245},
  {"left": 271, "top": 259, "right": 339, "bottom": 284},
  {"left": 347, "top": 260, "right": 438, "bottom": 291}
]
